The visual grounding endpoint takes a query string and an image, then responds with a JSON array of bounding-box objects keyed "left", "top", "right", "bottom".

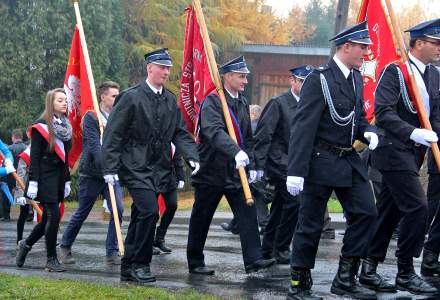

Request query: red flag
[
  {"left": 179, "top": 5, "right": 216, "bottom": 135},
  {"left": 358, "top": 0, "right": 401, "bottom": 122},
  {"left": 64, "top": 26, "right": 95, "bottom": 170}
]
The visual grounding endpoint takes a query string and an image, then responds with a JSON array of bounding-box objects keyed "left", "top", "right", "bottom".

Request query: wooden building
[{"left": 240, "top": 44, "right": 330, "bottom": 107}]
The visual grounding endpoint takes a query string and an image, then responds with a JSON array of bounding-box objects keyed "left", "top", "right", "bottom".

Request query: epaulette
[{"left": 317, "top": 64, "right": 330, "bottom": 72}]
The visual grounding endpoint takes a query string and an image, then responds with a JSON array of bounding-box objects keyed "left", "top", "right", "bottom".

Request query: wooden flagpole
[
  {"left": 0, "top": 151, "right": 42, "bottom": 216},
  {"left": 192, "top": 0, "right": 254, "bottom": 206},
  {"left": 72, "top": 1, "right": 125, "bottom": 255},
  {"left": 384, "top": 0, "right": 440, "bottom": 170}
]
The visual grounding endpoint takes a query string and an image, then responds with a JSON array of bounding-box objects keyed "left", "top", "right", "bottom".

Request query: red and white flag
[
  {"left": 358, "top": 0, "right": 402, "bottom": 122},
  {"left": 64, "top": 26, "right": 95, "bottom": 170},
  {"left": 179, "top": 5, "right": 216, "bottom": 135}
]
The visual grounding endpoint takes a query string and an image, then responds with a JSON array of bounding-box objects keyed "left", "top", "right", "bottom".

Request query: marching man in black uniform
[
  {"left": 254, "top": 65, "right": 313, "bottom": 264},
  {"left": 102, "top": 48, "right": 200, "bottom": 284},
  {"left": 187, "top": 56, "right": 275, "bottom": 275},
  {"left": 286, "top": 22, "right": 379, "bottom": 300},
  {"left": 360, "top": 19, "right": 440, "bottom": 296}
]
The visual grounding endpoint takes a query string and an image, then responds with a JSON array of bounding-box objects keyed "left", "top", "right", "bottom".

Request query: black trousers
[
  {"left": 122, "top": 188, "right": 159, "bottom": 268},
  {"left": 262, "top": 180, "right": 299, "bottom": 256},
  {"left": 291, "top": 171, "right": 377, "bottom": 269},
  {"left": 17, "top": 204, "right": 31, "bottom": 243},
  {"left": 368, "top": 171, "right": 428, "bottom": 261},
  {"left": 26, "top": 202, "right": 60, "bottom": 258},
  {"left": 424, "top": 174, "right": 440, "bottom": 252},
  {"left": 187, "top": 184, "right": 263, "bottom": 268},
  {"left": 155, "top": 190, "right": 177, "bottom": 241}
]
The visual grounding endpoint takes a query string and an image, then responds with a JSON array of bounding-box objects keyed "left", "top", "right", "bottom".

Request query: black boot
[
  {"left": 153, "top": 239, "right": 172, "bottom": 253},
  {"left": 359, "top": 257, "right": 396, "bottom": 292},
  {"left": 331, "top": 256, "right": 377, "bottom": 299},
  {"left": 45, "top": 257, "right": 66, "bottom": 272},
  {"left": 421, "top": 248, "right": 440, "bottom": 277},
  {"left": 16, "top": 240, "right": 31, "bottom": 267},
  {"left": 396, "top": 257, "right": 438, "bottom": 295},
  {"left": 287, "top": 269, "right": 322, "bottom": 300}
]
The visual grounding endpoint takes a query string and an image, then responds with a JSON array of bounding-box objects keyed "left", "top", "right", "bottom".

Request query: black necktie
[
  {"left": 347, "top": 71, "right": 355, "bottom": 94},
  {"left": 423, "top": 66, "right": 430, "bottom": 87}
]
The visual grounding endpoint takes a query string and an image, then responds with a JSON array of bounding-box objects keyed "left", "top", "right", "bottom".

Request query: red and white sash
[
  {"left": 29, "top": 123, "right": 66, "bottom": 162},
  {"left": 18, "top": 146, "right": 31, "bottom": 166}
]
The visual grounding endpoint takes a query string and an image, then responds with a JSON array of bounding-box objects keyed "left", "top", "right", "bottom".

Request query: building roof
[{"left": 241, "top": 43, "right": 331, "bottom": 56}]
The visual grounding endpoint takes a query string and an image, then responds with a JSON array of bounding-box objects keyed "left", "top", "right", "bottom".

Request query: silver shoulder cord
[
  {"left": 320, "top": 73, "right": 355, "bottom": 126},
  {"left": 396, "top": 66, "right": 417, "bottom": 114}
]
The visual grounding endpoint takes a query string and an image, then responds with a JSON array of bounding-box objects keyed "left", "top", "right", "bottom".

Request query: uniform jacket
[
  {"left": 192, "top": 90, "right": 254, "bottom": 189},
  {"left": 254, "top": 90, "right": 298, "bottom": 181},
  {"left": 28, "top": 119, "right": 71, "bottom": 203},
  {"left": 371, "top": 63, "right": 440, "bottom": 173},
  {"left": 79, "top": 111, "right": 105, "bottom": 178},
  {"left": 287, "top": 59, "right": 375, "bottom": 187},
  {"left": 102, "top": 81, "right": 199, "bottom": 192}
]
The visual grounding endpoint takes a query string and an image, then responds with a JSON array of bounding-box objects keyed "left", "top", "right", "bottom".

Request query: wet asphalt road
[{"left": 1, "top": 217, "right": 440, "bottom": 299}]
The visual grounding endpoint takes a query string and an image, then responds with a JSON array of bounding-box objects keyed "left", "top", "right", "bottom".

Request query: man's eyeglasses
[{"left": 421, "top": 39, "right": 440, "bottom": 46}]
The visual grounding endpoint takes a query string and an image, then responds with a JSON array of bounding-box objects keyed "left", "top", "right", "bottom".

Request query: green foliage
[
  {"left": 304, "top": 0, "right": 337, "bottom": 46},
  {"left": 0, "top": 0, "right": 128, "bottom": 140}
]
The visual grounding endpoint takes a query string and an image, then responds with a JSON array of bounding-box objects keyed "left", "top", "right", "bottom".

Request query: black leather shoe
[
  {"left": 220, "top": 221, "right": 239, "bottom": 234},
  {"left": 189, "top": 266, "right": 215, "bottom": 275},
  {"left": 287, "top": 269, "right": 323, "bottom": 300},
  {"left": 359, "top": 257, "right": 396, "bottom": 292},
  {"left": 154, "top": 239, "right": 172, "bottom": 253},
  {"left": 245, "top": 258, "right": 276, "bottom": 273},
  {"left": 45, "top": 257, "right": 66, "bottom": 272},
  {"left": 396, "top": 258, "right": 437, "bottom": 295},
  {"left": 421, "top": 248, "right": 440, "bottom": 277},
  {"left": 331, "top": 256, "right": 377, "bottom": 299},
  {"left": 321, "top": 228, "right": 335, "bottom": 239},
  {"left": 152, "top": 247, "right": 160, "bottom": 255},
  {"left": 130, "top": 265, "right": 156, "bottom": 283},
  {"left": 274, "top": 250, "right": 290, "bottom": 265},
  {"left": 120, "top": 263, "right": 132, "bottom": 282},
  {"left": 16, "top": 240, "right": 31, "bottom": 267}
]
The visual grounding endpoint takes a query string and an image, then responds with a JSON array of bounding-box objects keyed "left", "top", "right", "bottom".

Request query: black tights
[
  {"left": 25, "top": 202, "right": 60, "bottom": 258},
  {"left": 16, "top": 204, "right": 31, "bottom": 243}
]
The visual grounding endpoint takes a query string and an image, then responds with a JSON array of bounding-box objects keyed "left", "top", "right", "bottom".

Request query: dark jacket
[
  {"left": 172, "top": 150, "right": 185, "bottom": 186},
  {"left": 287, "top": 59, "right": 375, "bottom": 187},
  {"left": 6, "top": 140, "right": 26, "bottom": 187},
  {"left": 102, "top": 81, "right": 199, "bottom": 192},
  {"left": 254, "top": 90, "right": 298, "bottom": 181},
  {"left": 371, "top": 63, "right": 440, "bottom": 173},
  {"left": 192, "top": 90, "right": 254, "bottom": 189},
  {"left": 79, "top": 111, "right": 105, "bottom": 178},
  {"left": 28, "top": 119, "right": 71, "bottom": 203}
]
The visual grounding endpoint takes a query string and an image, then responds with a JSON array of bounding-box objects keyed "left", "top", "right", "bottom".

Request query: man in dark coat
[
  {"left": 285, "top": 22, "right": 379, "bottom": 300},
  {"left": 102, "top": 48, "right": 200, "bottom": 284},
  {"left": 254, "top": 65, "right": 313, "bottom": 264},
  {"left": 360, "top": 19, "right": 440, "bottom": 296},
  {"left": 187, "top": 56, "right": 275, "bottom": 275}
]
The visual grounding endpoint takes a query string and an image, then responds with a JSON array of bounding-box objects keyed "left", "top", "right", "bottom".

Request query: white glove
[
  {"left": 248, "top": 170, "right": 257, "bottom": 184},
  {"left": 4, "top": 158, "right": 13, "bottom": 169},
  {"left": 16, "top": 196, "right": 27, "bottom": 206},
  {"left": 27, "top": 181, "right": 38, "bottom": 199},
  {"left": 234, "top": 150, "right": 249, "bottom": 169},
  {"left": 410, "top": 128, "right": 438, "bottom": 147},
  {"left": 178, "top": 180, "right": 185, "bottom": 189},
  {"left": 64, "top": 181, "right": 71, "bottom": 198},
  {"left": 5, "top": 164, "right": 16, "bottom": 174},
  {"left": 364, "top": 132, "right": 379, "bottom": 151},
  {"left": 189, "top": 161, "right": 200, "bottom": 175},
  {"left": 256, "top": 170, "right": 264, "bottom": 181},
  {"left": 286, "top": 176, "right": 304, "bottom": 196},
  {"left": 104, "top": 174, "right": 119, "bottom": 185}
]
